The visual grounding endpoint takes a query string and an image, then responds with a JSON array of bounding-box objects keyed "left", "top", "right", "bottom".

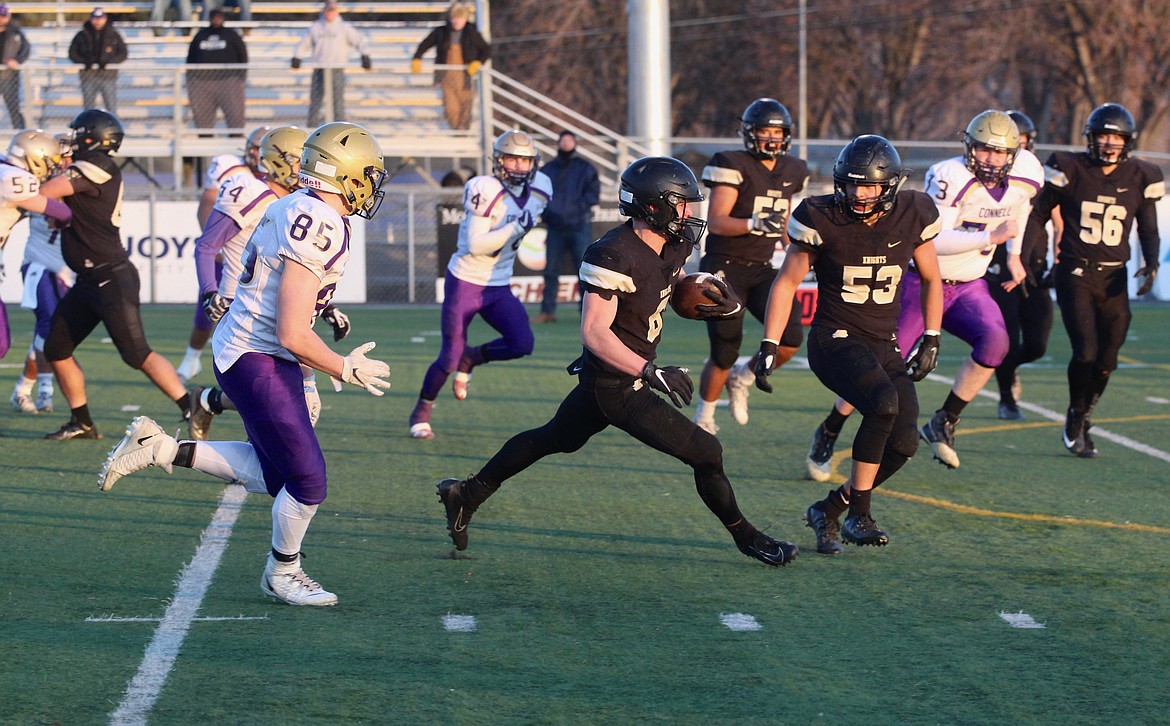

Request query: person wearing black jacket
[
  {"left": 0, "top": 3, "right": 30, "bottom": 127},
  {"left": 186, "top": 8, "right": 248, "bottom": 133},
  {"left": 410, "top": 3, "right": 490, "bottom": 130},
  {"left": 68, "top": 9, "right": 128, "bottom": 114}
]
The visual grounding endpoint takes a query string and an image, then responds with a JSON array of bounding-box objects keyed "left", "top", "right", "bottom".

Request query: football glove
[
  {"left": 905, "top": 332, "right": 941, "bottom": 382},
  {"left": 303, "top": 374, "right": 321, "bottom": 428},
  {"left": 694, "top": 275, "right": 743, "bottom": 319},
  {"left": 321, "top": 305, "right": 351, "bottom": 341},
  {"left": 338, "top": 342, "right": 391, "bottom": 396},
  {"left": 201, "top": 291, "right": 231, "bottom": 323},
  {"left": 641, "top": 362, "right": 693, "bottom": 408},
  {"left": 1135, "top": 264, "right": 1158, "bottom": 296},
  {"left": 750, "top": 210, "right": 786, "bottom": 235},
  {"left": 753, "top": 340, "right": 779, "bottom": 393}
]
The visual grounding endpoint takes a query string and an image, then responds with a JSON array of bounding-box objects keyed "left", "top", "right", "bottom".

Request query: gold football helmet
[
  {"left": 258, "top": 126, "right": 308, "bottom": 191},
  {"left": 245, "top": 125, "right": 272, "bottom": 172},
  {"left": 492, "top": 130, "right": 539, "bottom": 186},
  {"left": 963, "top": 110, "right": 1020, "bottom": 185},
  {"left": 299, "top": 122, "right": 387, "bottom": 219},
  {"left": 7, "top": 129, "right": 63, "bottom": 181}
]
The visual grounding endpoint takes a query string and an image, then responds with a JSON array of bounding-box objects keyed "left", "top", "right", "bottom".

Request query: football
[{"left": 670, "top": 272, "right": 739, "bottom": 320}]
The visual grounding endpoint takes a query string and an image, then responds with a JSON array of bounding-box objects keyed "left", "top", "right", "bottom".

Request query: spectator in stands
[
  {"left": 202, "top": 0, "right": 251, "bottom": 24},
  {"left": 68, "top": 8, "right": 128, "bottom": 114},
  {"left": 533, "top": 130, "right": 600, "bottom": 323},
  {"left": 0, "top": 3, "right": 29, "bottom": 128},
  {"left": 186, "top": 8, "right": 248, "bottom": 133},
  {"left": 150, "top": 0, "right": 192, "bottom": 37},
  {"left": 411, "top": 3, "right": 491, "bottom": 130},
  {"left": 291, "top": 0, "right": 371, "bottom": 128}
]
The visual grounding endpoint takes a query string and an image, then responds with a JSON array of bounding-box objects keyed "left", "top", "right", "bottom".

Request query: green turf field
[{"left": 2, "top": 302, "right": 1168, "bottom": 725}]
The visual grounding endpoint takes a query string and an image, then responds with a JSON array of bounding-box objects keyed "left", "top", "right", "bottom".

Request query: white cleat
[
  {"left": 410, "top": 422, "right": 435, "bottom": 439},
  {"left": 10, "top": 391, "right": 37, "bottom": 414},
  {"left": 97, "top": 416, "right": 179, "bottom": 491},
  {"left": 176, "top": 355, "right": 202, "bottom": 385},
  {"left": 726, "top": 362, "right": 753, "bottom": 426},
  {"left": 693, "top": 415, "right": 719, "bottom": 436},
  {"left": 35, "top": 391, "right": 54, "bottom": 413},
  {"left": 260, "top": 553, "right": 337, "bottom": 606}
]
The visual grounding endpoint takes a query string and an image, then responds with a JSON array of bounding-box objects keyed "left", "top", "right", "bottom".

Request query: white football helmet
[
  {"left": 492, "top": 130, "right": 539, "bottom": 187},
  {"left": 6, "top": 129, "right": 63, "bottom": 182},
  {"left": 299, "top": 122, "right": 387, "bottom": 219},
  {"left": 258, "top": 126, "right": 307, "bottom": 191}
]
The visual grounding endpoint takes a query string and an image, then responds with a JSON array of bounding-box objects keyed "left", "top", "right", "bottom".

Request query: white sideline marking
[
  {"left": 120, "top": 405, "right": 142, "bottom": 412},
  {"left": 925, "top": 371, "right": 1170, "bottom": 464},
  {"left": 1146, "top": 397, "right": 1168, "bottom": 404},
  {"left": 109, "top": 485, "right": 248, "bottom": 726},
  {"left": 719, "top": 613, "right": 762, "bottom": 631},
  {"left": 410, "top": 336, "right": 426, "bottom": 343},
  {"left": 999, "top": 611, "right": 1045, "bottom": 629},
  {"left": 443, "top": 614, "right": 477, "bottom": 632},
  {"left": 87, "top": 615, "right": 267, "bottom": 623}
]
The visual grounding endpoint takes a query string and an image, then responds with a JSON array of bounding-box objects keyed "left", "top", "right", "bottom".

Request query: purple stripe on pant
[
  {"left": 215, "top": 352, "right": 327, "bottom": 505},
  {"left": 419, "top": 272, "right": 534, "bottom": 401},
  {"left": 899, "top": 271, "right": 1010, "bottom": 368}
]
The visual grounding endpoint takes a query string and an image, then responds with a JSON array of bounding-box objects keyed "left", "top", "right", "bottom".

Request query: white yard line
[
  {"left": 719, "top": 613, "right": 762, "bottom": 631},
  {"left": 442, "top": 614, "right": 477, "bottom": 632},
  {"left": 108, "top": 485, "right": 248, "bottom": 726}
]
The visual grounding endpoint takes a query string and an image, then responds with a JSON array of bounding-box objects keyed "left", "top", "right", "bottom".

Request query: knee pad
[
  {"left": 42, "top": 332, "right": 74, "bottom": 363},
  {"left": 973, "top": 328, "right": 1010, "bottom": 369},
  {"left": 887, "top": 423, "right": 920, "bottom": 459},
  {"left": 708, "top": 322, "right": 743, "bottom": 370},
  {"left": 120, "top": 344, "right": 152, "bottom": 370}
]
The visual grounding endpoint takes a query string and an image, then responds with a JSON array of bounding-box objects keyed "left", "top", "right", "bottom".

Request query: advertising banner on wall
[{"left": 1, "top": 200, "right": 368, "bottom": 305}]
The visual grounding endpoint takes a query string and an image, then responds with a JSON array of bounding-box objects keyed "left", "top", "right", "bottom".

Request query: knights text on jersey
[
  {"left": 577, "top": 221, "right": 691, "bottom": 376},
  {"left": 788, "top": 191, "right": 941, "bottom": 340},
  {"left": 212, "top": 190, "right": 351, "bottom": 372},
  {"left": 923, "top": 150, "right": 1043, "bottom": 281},
  {"left": 212, "top": 170, "right": 278, "bottom": 297},
  {"left": 0, "top": 162, "right": 38, "bottom": 248},
  {"left": 1041, "top": 151, "right": 1165, "bottom": 264},
  {"left": 447, "top": 172, "right": 553, "bottom": 287},
  {"left": 700, "top": 149, "right": 809, "bottom": 264},
  {"left": 60, "top": 150, "right": 125, "bottom": 272}
]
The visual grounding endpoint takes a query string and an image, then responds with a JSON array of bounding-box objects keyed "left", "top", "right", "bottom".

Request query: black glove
[
  {"left": 321, "top": 305, "right": 351, "bottom": 341},
  {"left": 753, "top": 340, "right": 779, "bottom": 393},
  {"left": 905, "top": 332, "right": 941, "bottom": 382},
  {"left": 641, "top": 362, "right": 693, "bottom": 408},
  {"left": 201, "top": 291, "right": 232, "bottom": 323},
  {"left": 360, "top": 55, "right": 372, "bottom": 70},
  {"left": 695, "top": 275, "right": 744, "bottom": 319},
  {"left": 290, "top": 57, "right": 302, "bottom": 69},
  {"left": 750, "top": 210, "right": 786, "bottom": 235},
  {"left": 1135, "top": 264, "right": 1158, "bottom": 297}
]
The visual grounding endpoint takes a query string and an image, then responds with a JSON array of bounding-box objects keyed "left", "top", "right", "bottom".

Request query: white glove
[
  {"left": 303, "top": 374, "right": 321, "bottom": 427},
  {"left": 337, "top": 341, "right": 391, "bottom": 396}
]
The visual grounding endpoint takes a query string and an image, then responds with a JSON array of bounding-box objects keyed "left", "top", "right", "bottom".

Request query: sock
[
  {"left": 847, "top": 488, "right": 872, "bottom": 519},
  {"left": 272, "top": 486, "right": 318, "bottom": 558},
  {"left": 201, "top": 387, "right": 226, "bottom": 415},
  {"left": 824, "top": 407, "right": 849, "bottom": 437},
  {"left": 36, "top": 373, "right": 54, "bottom": 396},
  {"left": 14, "top": 375, "right": 35, "bottom": 397},
  {"left": 942, "top": 391, "right": 968, "bottom": 423},
  {"left": 190, "top": 440, "right": 267, "bottom": 493},
  {"left": 695, "top": 398, "right": 717, "bottom": 423},
  {"left": 1067, "top": 359, "right": 1094, "bottom": 412},
  {"left": 176, "top": 393, "right": 192, "bottom": 419},
  {"left": 181, "top": 346, "right": 201, "bottom": 367},
  {"left": 71, "top": 404, "right": 94, "bottom": 427},
  {"left": 724, "top": 517, "right": 757, "bottom": 544},
  {"left": 821, "top": 486, "right": 850, "bottom": 519}
]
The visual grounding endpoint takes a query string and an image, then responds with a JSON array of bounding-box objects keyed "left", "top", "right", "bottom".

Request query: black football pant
[{"left": 990, "top": 277, "right": 1054, "bottom": 399}]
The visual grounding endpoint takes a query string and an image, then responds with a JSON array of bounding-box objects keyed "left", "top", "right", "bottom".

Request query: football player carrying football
[
  {"left": 436, "top": 156, "right": 797, "bottom": 568},
  {"left": 755, "top": 136, "right": 944, "bottom": 554},
  {"left": 692, "top": 98, "right": 809, "bottom": 435},
  {"left": 1032, "top": 102, "right": 1163, "bottom": 458}
]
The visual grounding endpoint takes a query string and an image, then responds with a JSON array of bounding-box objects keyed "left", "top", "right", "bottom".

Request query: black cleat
[
  {"left": 45, "top": 420, "right": 102, "bottom": 440},
  {"left": 997, "top": 401, "right": 1024, "bottom": 420},
  {"left": 437, "top": 478, "right": 474, "bottom": 551},
  {"left": 920, "top": 409, "right": 959, "bottom": 469},
  {"left": 1062, "top": 408, "right": 1086, "bottom": 456},
  {"left": 1079, "top": 421, "right": 1099, "bottom": 458},
  {"left": 804, "top": 504, "right": 844, "bottom": 555},
  {"left": 736, "top": 530, "right": 798, "bottom": 567},
  {"left": 805, "top": 423, "right": 838, "bottom": 482},
  {"left": 841, "top": 514, "right": 889, "bottom": 547}
]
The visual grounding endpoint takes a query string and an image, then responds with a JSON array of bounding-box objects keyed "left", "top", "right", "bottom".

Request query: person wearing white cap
[
  {"left": 0, "top": 3, "right": 30, "bottom": 127},
  {"left": 68, "top": 8, "right": 127, "bottom": 113}
]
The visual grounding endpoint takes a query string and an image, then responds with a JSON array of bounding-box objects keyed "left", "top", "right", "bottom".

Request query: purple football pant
[
  {"left": 215, "top": 352, "right": 327, "bottom": 505},
  {"left": 0, "top": 301, "right": 9, "bottom": 359},
  {"left": 900, "top": 270, "right": 1009, "bottom": 369},
  {"left": 27, "top": 265, "right": 70, "bottom": 343},
  {"left": 419, "top": 272, "right": 534, "bottom": 401}
]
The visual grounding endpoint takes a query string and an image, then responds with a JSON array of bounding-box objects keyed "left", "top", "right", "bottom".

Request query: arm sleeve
[
  {"left": 68, "top": 33, "right": 85, "bottom": 64},
  {"left": 16, "top": 30, "right": 30, "bottom": 63},
  {"left": 348, "top": 25, "right": 370, "bottom": 55},
  {"left": 1136, "top": 198, "right": 1161, "bottom": 267},
  {"left": 194, "top": 210, "right": 241, "bottom": 295},
  {"left": 110, "top": 32, "right": 128, "bottom": 64},
  {"left": 413, "top": 27, "right": 441, "bottom": 59},
  {"left": 292, "top": 26, "right": 315, "bottom": 60},
  {"left": 470, "top": 27, "right": 491, "bottom": 62},
  {"left": 235, "top": 33, "right": 248, "bottom": 63},
  {"left": 583, "top": 164, "right": 601, "bottom": 207},
  {"left": 465, "top": 213, "right": 520, "bottom": 256},
  {"left": 930, "top": 205, "right": 992, "bottom": 255}
]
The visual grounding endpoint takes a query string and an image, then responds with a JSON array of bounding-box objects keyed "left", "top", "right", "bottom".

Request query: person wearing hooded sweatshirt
[
  {"left": 68, "top": 8, "right": 128, "bottom": 113},
  {"left": 0, "top": 3, "right": 30, "bottom": 127},
  {"left": 290, "top": 0, "right": 370, "bottom": 128}
]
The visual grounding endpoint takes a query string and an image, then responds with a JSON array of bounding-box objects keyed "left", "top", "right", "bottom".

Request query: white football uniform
[
  {"left": 213, "top": 190, "right": 350, "bottom": 372},
  {"left": 20, "top": 214, "right": 74, "bottom": 309},
  {"left": 923, "top": 149, "right": 1044, "bottom": 282},
  {"left": 0, "top": 162, "right": 39, "bottom": 248},
  {"left": 447, "top": 172, "right": 553, "bottom": 286},
  {"left": 205, "top": 154, "right": 248, "bottom": 191},
  {"left": 212, "top": 170, "right": 278, "bottom": 298}
]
